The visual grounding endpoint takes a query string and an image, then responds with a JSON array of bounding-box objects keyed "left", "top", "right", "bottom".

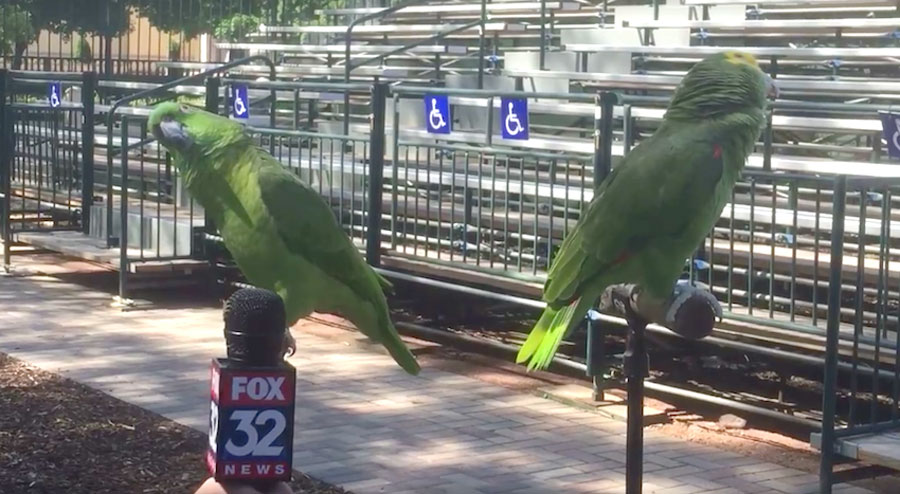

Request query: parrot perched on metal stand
[
  {"left": 517, "top": 51, "right": 779, "bottom": 371},
  {"left": 147, "top": 103, "right": 420, "bottom": 375}
]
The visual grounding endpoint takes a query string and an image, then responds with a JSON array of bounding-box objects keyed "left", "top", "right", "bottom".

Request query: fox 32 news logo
[{"left": 207, "top": 359, "right": 296, "bottom": 481}]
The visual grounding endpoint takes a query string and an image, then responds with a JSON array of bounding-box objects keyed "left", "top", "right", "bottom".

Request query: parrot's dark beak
[
  {"left": 764, "top": 73, "right": 780, "bottom": 100},
  {"left": 152, "top": 118, "right": 193, "bottom": 151}
]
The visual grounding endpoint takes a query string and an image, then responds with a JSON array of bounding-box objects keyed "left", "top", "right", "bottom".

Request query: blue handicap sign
[
  {"left": 48, "top": 82, "right": 62, "bottom": 108},
  {"left": 880, "top": 111, "right": 900, "bottom": 159},
  {"left": 424, "top": 94, "right": 450, "bottom": 134},
  {"left": 500, "top": 97, "right": 528, "bottom": 140},
  {"left": 232, "top": 84, "right": 250, "bottom": 119}
]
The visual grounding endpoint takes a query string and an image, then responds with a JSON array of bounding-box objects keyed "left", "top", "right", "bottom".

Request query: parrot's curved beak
[
  {"left": 764, "top": 73, "right": 780, "bottom": 100},
  {"left": 152, "top": 118, "right": 193, "bottom": 151}
]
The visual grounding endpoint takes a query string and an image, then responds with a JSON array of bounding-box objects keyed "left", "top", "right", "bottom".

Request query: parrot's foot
[
  {"left": 282, "top": 329, "right": 296, "bottom": 358},
  {"left": 599, "top": 282, "right": 721, "bottom": 340}
]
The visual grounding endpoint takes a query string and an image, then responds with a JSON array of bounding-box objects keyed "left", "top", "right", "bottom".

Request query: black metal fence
[{"left": 3, "top": 68, "right": 900, "bottom": 491}]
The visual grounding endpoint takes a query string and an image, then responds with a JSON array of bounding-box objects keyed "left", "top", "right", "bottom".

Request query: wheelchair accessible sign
[
  {"left": 232, "top": 84, "right": 250, "bottom": 120},
  {"left": 425, "top": 94, "right": 450, "bottom": 134},
  {"left": 48, "top": 81, "right": 62, "bottom": 108},
  {"left": 500, "top": 97, "right": 528, "bottom": 140},
  {"left": 879, "top": 111, "right": 900, "bottom": 159}
]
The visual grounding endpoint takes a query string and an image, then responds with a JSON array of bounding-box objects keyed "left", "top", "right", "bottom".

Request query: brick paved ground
[{"left": 0, "top": 273, "right": 873, "bottom": 494}]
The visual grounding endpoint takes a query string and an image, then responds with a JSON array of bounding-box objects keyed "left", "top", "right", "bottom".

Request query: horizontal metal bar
[
  {"left": 563, "top": 44, "right": 900, "bottom": 59},
  {"left": 392, "top": 84, "right": 597, "bottom": 101},
  {"left": 393, "top": 320, "right": 820, "bottom": 429},
  {"left": 834, "top": 420, "right": 900, "bottom": 438}
]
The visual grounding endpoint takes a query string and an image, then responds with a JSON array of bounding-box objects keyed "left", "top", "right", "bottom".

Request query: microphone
[
  {"left": 597, "top": 280, "right": 722, "bottom": 340},
  {"left": 223, "top": 288, "right": 288, "bottom": 365},
  {"left": 208, "top": 288, "right": 296, "bottom": 488}
]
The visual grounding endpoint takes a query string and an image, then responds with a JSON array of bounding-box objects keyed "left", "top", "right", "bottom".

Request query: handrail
[
  {"left": 104, "top": 55, "right": 276, "bottom": 249},
  {"left": 342, "top": 0, "right": 489, "bottom": 134}
]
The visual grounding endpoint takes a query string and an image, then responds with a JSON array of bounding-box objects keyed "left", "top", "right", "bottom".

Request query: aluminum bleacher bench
[
  {"left": 214, "top": 43, "right": 468, "bottom": 56},
  {"left": 257, "top": 22, "right": 527, "bottom": 35},
  {"left": 315, "top": 1, "right": 582, "bottom": 16},
  {"left": 561, "top": 44, "right": 900, "bottom": 59}
]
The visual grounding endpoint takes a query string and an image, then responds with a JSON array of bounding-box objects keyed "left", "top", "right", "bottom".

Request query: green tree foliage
[
  {"left": 0, "top": 4, "right": 34, "bottom": 56},
  {"left": 2, "top": 0, "right": 135, "bottom": 68}
]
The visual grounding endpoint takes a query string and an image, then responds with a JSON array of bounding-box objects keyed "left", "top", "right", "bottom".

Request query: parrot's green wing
[
  {"left": 518, "top": 130, "right": 726, "bottom": 370},
  {"left": 255, "top": 158, "right": 419, "bottom": 374},
  {"left": 544, "top": 130, "right": 725, "bottom": 306},
  {"left": 256, "top": 159, "right": 392, "bottom": 292}
]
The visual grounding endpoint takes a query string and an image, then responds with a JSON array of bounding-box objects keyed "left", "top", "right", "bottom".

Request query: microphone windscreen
[{"left": 223, "top": 288, "right": 287, "bottom": 365}]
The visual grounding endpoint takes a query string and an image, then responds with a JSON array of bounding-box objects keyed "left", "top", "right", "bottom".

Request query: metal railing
[
  {"left": 4, "top": 73, "right": 900, "bottom": 474},
  {"left": 0, "top": 69, "right": 95, "bottom": 268}
]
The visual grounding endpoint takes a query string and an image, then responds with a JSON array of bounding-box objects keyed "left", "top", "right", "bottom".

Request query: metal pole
[
  {"left": 763, "top": 108, "right": 773, "bottom": 171},
  {"left": 539, "top": 0, "right": 547, "bottom": 71},
  {"left": 118, "top": 117, "right": 130, "bottom": 303},
  {"left": 478, "top": 0, "right": 487, "bottom": 89},
  {"left": 586, "top": 312, "right": 607, "bottom": 401},
  {"left": 623, "top": 306, "right": 649, "bottom": 494},
  {"left": 594, "top": 91, "right": 616, "bottom": 186},
  {"left": 204, "top": 76, "right": 221, "bottom": 238},
  {"left": 819, "top": 175, "right": 847, "bottom": 494},
  {"left": 366, "top": 83, "right": 388, "bottom": 267},
  {"left": 0, "top": 69, "right": 10, "bottom": 270},
  {"left": 81, "top": 71, "right": 97, "bottom": 235}
]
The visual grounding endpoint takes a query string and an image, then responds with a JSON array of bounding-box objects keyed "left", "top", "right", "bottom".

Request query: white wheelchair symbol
[
  {"left": 49, "top": 86, "right": 61, "bottom": 108},
  {"left": 892, "top": 117, "right": 900, "bottom": 152},
  {"left": 505, "top": 102, "right": 525, "bottom": 136},
  {"left": 234, "top": 93, "right": 248, "bottom": 116},
  {"left": 428, "top": 98, "right": 447, "bottom": 130}
]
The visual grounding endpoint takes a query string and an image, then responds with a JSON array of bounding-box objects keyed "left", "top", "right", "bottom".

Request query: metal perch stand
[{"left": 599, "top": 282, "right": 722, "bottom": 494}]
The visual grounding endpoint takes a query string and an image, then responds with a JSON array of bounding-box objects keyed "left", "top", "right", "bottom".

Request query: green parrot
[
  {"left": 517, "top": 51, "right": 778, "bottom": 370},
  {"left": 147, "top": 103, "right": 420, "bottom": 375}
]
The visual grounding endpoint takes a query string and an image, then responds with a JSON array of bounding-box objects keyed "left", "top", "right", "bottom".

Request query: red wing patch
[
  {"left": 712, "top": 144, "right": 723, "bottom": 159},
  {"left": 612, "top": 251, "right": 631, "bottom": 266}
]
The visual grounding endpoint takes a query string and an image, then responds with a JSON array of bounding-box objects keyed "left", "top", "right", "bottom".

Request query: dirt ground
[{"left": 0, "top": 352, "right": 348, "bottom": 494}]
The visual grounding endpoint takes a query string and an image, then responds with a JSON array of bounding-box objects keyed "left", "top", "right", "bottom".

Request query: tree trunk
[{"left": 12, "top": 41, "right": 27, "bottom": 70}]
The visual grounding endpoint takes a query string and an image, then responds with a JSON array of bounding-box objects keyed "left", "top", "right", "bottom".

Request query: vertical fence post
[
  {"left": 819, "top": 174, "right": 847, "bottom": 494},
  {"left": 367, "top": 83, "right": 388, "bottom": 267},
  {"left": 477, "top": 0, "right": 486, "bottom": 89},
  {"left": 118, "top": 117, "right": 130, "bottom": 304},
  {"left": 201, "top": 77, "right": 222, "bottom": 293},
  {"left": 762, "top": 107, "right": 774, "bottom": 171},
  {"left": 539, "top": 0, "right": 547, "bottom": 71},
  {"left": 81, "top": 71, "right": 97, "bottom": 235},
  {"left": 593, "top": 91, "right": 617, "bottom": 187},
  {"left": 0, "top": 69, "right": 10, "bottom": 270}
]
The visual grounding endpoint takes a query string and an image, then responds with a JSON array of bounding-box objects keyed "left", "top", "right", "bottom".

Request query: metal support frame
[
  {"left": 624, "top": 314, "right": 648, "bottom": 494},
  {"left": 585, "top": 311, "right": 607, "bottom": 401},
  {"left": 819, "top": 175, "right": 848, "bottom": 494},
  {"left": 81, "top": 71, "right": 97, "bottom": 235},
  {"left": 594, "top": 91, "right": 617, "bottom": 186},
  {"left": 539, "top": 0, "right": 548, "bottom": 71},
  {"left": 367, "top": 83, "right": 388, "bottom": 266},
  {"left": 0, "top": 69, "right": 10, "bottom": 270},
  {"left": 118, "top": 117, "right": 130, "bottom": 301}
]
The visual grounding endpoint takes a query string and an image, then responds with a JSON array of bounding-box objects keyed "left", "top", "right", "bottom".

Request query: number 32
[{"left": 225, "top": 410, "right": 286, "bottom": 457}]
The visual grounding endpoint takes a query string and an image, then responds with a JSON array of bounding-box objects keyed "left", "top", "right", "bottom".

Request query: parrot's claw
[{"left": 283, "top": 329, "right": 297, "bottom": 358}]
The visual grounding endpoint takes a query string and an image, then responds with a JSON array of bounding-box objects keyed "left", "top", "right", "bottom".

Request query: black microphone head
[{"left": 223, "top": 288, "right": 287, "bottom": 365}]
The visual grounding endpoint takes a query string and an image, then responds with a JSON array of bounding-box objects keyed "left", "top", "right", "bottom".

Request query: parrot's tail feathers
[
  {"left": 518, "top": 296, "right": 593, "bottom": 371},
  {"left": 516, "top": 307, "right": 557, "bottom": 364},
  {"left": 379, "top": 314, "right": 421, "bottom": 375},
  {"left": 361, "top": 301, "right": 420, "bottom": 375}
]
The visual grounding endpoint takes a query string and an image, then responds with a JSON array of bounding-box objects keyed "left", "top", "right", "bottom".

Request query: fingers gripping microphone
[{"left": 208, "top": 288, "right": 296, "bottom": 488}]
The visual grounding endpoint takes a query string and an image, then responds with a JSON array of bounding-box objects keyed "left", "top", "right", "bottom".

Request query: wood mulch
[{"left": 0, "top": 353, "right": 349, "bottom": 494}]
